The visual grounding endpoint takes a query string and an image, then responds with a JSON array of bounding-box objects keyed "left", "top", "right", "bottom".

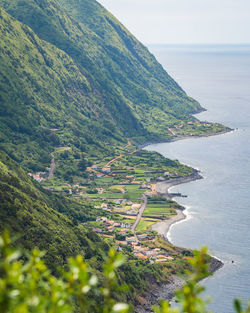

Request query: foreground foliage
[{"left": 0, "top": 233, "right": 249, "bottom": 313}]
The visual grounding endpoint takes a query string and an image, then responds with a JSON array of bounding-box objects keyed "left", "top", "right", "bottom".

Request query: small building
[
  {"left": 126, "top": 236, "right": 137, "bottom": 242},
  {"left": 131, "top": 203, "right": 141, "bottom": 210},
  {"left": 97, "top": 188, "right": 104, "bottom": 194},
  {"left": 107, "top": 225, "right": 114, "bottom": 232},
  {"left": 138, "top": 234, "right": 148, "bottom": 240},
  {"left": 116, "top": 240, "right": 128, "bottom": 246},
  {"left": 96, "top": 217, "right": 107, "bottom": 222},
  {"left": 106, "top": 220, "right": 115, "bottom": 226},
  {"left": 135, "top": 253, "right": 147, "bottom": 260},
  {"left": 121, "top": 223, "right": 131, "bottom": 229},
  {"left": 101, "top": 203, "right": 108, "bottom": 210},
  {"left": 92, "top": 228, "right": 102, "bottom": 233},
  {"left": 145, "top": 250, "right": 155, "bottom": 256},
  {"left": 102, "top": 167, "right": 111, "bottom": 173},
  {"left": 97, "top": 174, "right": 104, "bottom": 178}
]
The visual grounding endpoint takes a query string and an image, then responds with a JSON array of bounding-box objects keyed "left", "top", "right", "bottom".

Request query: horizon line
[{"left": 146, "top": 42, "right": 250, "bottom": 46}]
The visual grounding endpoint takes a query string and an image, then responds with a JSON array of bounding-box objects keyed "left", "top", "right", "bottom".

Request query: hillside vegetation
[
  {"left": 0, "top": 151, "right": 191, "bottom": 303},
  {"left": 0, "top": 0, "right": 227, "bottom": 177}
]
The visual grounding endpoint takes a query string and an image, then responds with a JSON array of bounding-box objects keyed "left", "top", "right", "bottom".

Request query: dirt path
[
  {"left": 104, "top": 142, "right": 137, "bottom": 168},
  {"left": 123, "top": 140, "right": 131, "bottom": 149},
  {"left": 105, "top": 154, "right": 123, "bottom": 167}
]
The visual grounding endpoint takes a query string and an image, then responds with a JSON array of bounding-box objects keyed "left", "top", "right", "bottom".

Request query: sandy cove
[
  {"left": 151, "top": 209, "right": 185, "bottom": 237},
  {"left": 151, "top": 171, "right": 202, "bottom": 238}
]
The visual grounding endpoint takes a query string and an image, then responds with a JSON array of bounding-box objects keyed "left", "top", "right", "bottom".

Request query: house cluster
[
  {"left": 28, "top": 172, "right": 47, "bottom": 182},
  {"left": 93, "top": 216, "right": 131, "bottom": 234},
  {"left": 116, "top": 239, "right": 175, "bottom": 263},
  {"left": 94, "top": 203, "right": 112, "bottom": 212},
  {"left": 87, "top": 165, "right": 114, "bottom": 178},
  {"left": 133, "top": 244, "right": 174, "bottom": 263}
]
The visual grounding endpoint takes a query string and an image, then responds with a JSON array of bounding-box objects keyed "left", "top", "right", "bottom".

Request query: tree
[{"left": 78, "top": 156, "right": 87, "bottom": 171}]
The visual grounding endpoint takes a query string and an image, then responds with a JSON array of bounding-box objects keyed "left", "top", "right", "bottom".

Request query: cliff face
[{"left": 0, "top": 0, "right": 201, "bottom": 172}]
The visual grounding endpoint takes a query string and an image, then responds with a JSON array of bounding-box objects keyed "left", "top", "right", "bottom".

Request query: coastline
[
  {"left": 138, "top": 128, "right": 233, "bottom": 149},
  {"left": 135, "top": 147, "right": 225, "bottom": 312},
  {"left": 135, "top": 171, "right": 223, "bottom": 313},
  {"left": 151, "top": 171, "right": 202, "bottom": 238},
  {"left": 135, "top": 257, "right": 223, "bottom": 313}
]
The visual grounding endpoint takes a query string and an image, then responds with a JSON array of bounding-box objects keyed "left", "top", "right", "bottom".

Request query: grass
[
  {"left": 125, "top": 185, "right": 144, "bottom": 198},
  {"left": 143, "top": 200, "right": 177, "bottom": 219},
  {"left": 136, "top": 219, "right": 155, "bottom": 231}
]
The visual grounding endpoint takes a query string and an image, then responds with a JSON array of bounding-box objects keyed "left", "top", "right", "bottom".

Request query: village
[{"left": 30, "top": 141, "right": 195, "bottom": 264}]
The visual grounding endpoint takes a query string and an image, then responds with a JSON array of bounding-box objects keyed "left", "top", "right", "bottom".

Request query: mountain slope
[
  {"left": 0, "top": 150, "right": 109, "bottom": 272},
  {"left": 0, "top": 0, "right": 201, "bottom": 138},
  {"left": 0, "top": 0, "right": 227, "bottom": 178},
  {"left": 0, "top": 7, "right": 128, "bottom": 171}
]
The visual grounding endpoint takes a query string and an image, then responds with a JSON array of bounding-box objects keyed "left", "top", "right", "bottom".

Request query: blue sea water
[{"left": 146, "top": 44, "right": 250, "bottom": 312}]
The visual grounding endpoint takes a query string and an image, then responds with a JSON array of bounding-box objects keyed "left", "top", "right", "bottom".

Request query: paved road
[{"left": 131, "top": 194, "right": 147, "bottom": 232}]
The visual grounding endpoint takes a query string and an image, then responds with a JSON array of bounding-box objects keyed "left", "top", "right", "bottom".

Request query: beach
[{"left": 151, "top": 172, "right": 202, "bottom": 238}]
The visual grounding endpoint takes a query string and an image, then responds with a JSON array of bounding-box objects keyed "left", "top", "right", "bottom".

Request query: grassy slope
[
  {"left": 0, "top": 150, "right": 109, "bottom": 272},
  {"left": 0, "top": 7, "right": 128, "bottom": 172}
]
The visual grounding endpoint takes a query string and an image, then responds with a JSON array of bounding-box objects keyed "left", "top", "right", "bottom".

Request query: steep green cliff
[{"left": 0, "top": 0, "right": 206, "bottom": 174}]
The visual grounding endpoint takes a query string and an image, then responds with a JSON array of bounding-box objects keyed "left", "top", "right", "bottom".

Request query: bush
[{"left": 0, "top": 232, "right": 249, "bottom": 313}]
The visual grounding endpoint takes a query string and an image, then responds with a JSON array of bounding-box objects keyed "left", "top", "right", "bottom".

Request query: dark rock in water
[{"left": 209, "top": 256, "right": 224, "bottom": 273}]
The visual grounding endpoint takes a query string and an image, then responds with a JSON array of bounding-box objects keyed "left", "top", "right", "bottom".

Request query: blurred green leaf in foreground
[{"left": 0, "top": 231, "right": 249, "bottom": 313}]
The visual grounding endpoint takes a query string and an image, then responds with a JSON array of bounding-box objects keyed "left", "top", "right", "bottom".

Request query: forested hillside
[{"left": 0, "top": 0, "right": 219, "bottom": 175}]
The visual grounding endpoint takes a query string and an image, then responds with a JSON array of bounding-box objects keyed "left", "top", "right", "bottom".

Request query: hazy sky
[{"left": 98, "top": 0, "right": 250, "bottom": 44}]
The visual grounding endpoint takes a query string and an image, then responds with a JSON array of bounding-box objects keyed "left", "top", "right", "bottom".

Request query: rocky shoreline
[
  {"left": 135, "top": 256, "right": 223, "bottom": 313},
  {"left": 155, "top": 171, "right": 203, "bottom": 200}
]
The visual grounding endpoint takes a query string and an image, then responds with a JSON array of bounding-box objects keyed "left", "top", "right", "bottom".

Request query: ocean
[{"left": 145, "top": 44, "right": 250, "bottom": 312}]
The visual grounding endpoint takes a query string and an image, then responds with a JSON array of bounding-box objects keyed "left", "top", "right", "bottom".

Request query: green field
[
  {"left": 143, "top": 199, "right": 177, "bottom": 219},
  {"left": 136, "top": 219, "right": 155, "bottom": 231}
]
